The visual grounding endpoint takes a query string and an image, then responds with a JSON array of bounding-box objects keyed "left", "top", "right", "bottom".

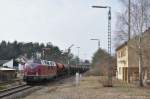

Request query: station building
[
  {"left": 116, "top": 28, "right": 150, "bottom": 83},
  {"left": 0, "top": 67, "right": 16, "bottom": 82}
]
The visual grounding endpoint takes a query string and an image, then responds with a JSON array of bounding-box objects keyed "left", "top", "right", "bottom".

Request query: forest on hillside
[{"left": 0, "top": 40, "right": 87, "bottom": 65}]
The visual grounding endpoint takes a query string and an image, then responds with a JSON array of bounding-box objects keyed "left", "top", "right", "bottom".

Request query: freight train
[{"left": 23, "top": 59, "right": 65, "bottom": 83}]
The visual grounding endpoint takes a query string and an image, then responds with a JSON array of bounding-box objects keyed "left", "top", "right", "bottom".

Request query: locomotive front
[
  {"left": 23, "top": 59, "right": 41, "bottom": 82},
  {"left": 23, "top": 59, "right": 59, "bottom": 83}
]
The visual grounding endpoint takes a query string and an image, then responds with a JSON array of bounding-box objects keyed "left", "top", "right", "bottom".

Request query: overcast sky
[{"left": 0, "top": 0, "right": 122, "bottom": 60}]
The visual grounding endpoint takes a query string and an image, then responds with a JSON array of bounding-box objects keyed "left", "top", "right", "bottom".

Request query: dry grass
[{"left": 22, "top": 76, "right": 150, "bottom": 99}]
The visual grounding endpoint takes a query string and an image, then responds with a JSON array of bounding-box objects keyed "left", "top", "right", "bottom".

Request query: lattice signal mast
[{"left": 92, "top": 6, "right": 112, "bottom": 87}]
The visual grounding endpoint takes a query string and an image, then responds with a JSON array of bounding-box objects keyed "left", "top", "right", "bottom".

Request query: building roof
[
  {"left": 116, "top": 42, "right": 128, "bottom": 51},
  {"left": 116, "top": 27, "right": 150, "bottom": 51},
  {"left": 0, "top": 67, "right": 16, "bottom": 71}
]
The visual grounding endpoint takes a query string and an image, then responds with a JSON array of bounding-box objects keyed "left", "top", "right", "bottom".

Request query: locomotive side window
[
  {"left": 52, "top": 62, "right": 54, "bottom": 66},
  {"left": 48, "top": 61, "right": 50, "bottom": 65},
  {"left": 51, "top": 62, "right": 53, "bottom": 70},
  {"left": 52, "top": 62, "right": 55, "bottom": 66},
  {"left": 51, "top": 61, "right": 54, "bottom": 69},
  {"left": 49, "top": 61, "right": 51, "bottom": 66},
  {"left": 33, "top": 59, "right": 41, "bottom": 64},
  {"left": 41, "top": 60, "right": 45, "bottom": 65},
  {"left": 54, "top": 63, "right": 56, "bottom": 66},
  {"left": 47, "top": 61, "right": 52, "bottom": 69},
  {"left": 41, "top": 60, "right": 44, "bottom": 65},
  {"left": 47, "top": 61, "right": 51, "bottom": 69},
  {"left": 44, "top": 61, "right": 47, "bottom": 65},
  {"left": 50, "top": 61, "right": 53, "bottom": 66},
  {"left": 46, "top": 61, "right": 49, "bottom": 65}
]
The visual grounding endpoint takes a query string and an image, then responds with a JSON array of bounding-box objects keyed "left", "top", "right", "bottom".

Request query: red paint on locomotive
[{"left": 23, "top": 59, "right": 64, "bottom": 82}]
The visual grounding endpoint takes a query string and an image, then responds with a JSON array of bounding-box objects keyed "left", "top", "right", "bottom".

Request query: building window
[
  {"left": 118, "top": 48, "right": 126, "bottom": 58},
  {"left": 119, "top": 67, "right": 122, "bottom": 74}
]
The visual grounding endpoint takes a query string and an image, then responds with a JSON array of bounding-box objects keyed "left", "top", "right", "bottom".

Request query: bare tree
[
  {"left": 115, "top": 0, "right": 150, "bottom": 86},
  {"left": 115, "top": 0, "right": 150, "bottom": 45}
]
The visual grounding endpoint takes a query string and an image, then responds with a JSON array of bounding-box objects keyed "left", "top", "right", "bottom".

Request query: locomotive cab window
[
  {"left": 48, "top": 61, "right": 51, "bottom": 66},
  {"left": 46, "top": 61, "right": 49, "bottom": 65},
  {"left": 50, "top": 62, "right": 53, "bottom": 66}
]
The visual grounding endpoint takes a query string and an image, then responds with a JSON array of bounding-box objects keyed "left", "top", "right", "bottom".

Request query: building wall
[
  {"left": 3, "top": 59, "right": 14, "bottom": 68},
  {"left": 127, "top": 31, "right": 150, "bottom": 68},
  {"left": 117, "top": 45, "right": 128, "bottom": 80},
  {"left": 117, "top": 42, "right": 139, "bottom": 82},
  {"left": 0, "top": 70, "right": 17, "bottom": 82},
  {"left": 116, "top": 29, "right": 150, "bottom": 83},
  {"left": 128, "top": 39, "right": 139, "bottom": 68}
]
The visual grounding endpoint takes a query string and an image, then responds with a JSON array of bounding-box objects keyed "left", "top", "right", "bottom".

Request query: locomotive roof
[
  {"left": 27, "top": 59, "right": 56, "bottom": 66},
  {"left": 41, "top": 60, "right": 56, "bottom": 66}
]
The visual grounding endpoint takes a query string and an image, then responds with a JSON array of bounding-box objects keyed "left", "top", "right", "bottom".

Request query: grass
[
  {"left": 0, "top": 85, "right": 6, "bottom": 90},
  {"left": 23, "top": 76, "right": 150, "bottom": 99},
  {"left": 76, "top": 76, "right": 150, "bottom": 98}
]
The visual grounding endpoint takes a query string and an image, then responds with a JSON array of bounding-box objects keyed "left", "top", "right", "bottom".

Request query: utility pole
[
  {"left": 127, "top": 0, "right": 131, "bottom": 83},
  {"left": 76, "top": 47, "right": 80, "bottom": 73},
  {"left": 139, "top": 36, "right": 143, "bottom": 87},
  {"left": 67, "top": 44, "right": 74, "bottom": 76},
  {"left": 128, "top": 0, "right": 131, "bottom": 40},
  {"left": 98, "top": 40, "right": 100, "bottom": 49},
  {"left": 139, "top": 0, "right": 144, "bottom": 87}
]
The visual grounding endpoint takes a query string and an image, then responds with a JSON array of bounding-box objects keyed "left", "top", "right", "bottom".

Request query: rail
[{"left": 0, "top": 84, "right": 33, "bottom": 98}]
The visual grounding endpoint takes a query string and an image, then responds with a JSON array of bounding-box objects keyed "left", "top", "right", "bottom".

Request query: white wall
[
  {"left": 3, "top": 59, "right": 14, "bottom": 68},
  {"left": 18, "top": 64, "right": 24, "bottom": 71},
  {"left": 117, "top": 67, "right": 123, "bottom": 80}
]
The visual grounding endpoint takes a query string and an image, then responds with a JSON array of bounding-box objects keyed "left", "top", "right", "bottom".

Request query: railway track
[
  {"left": 0, "top": 76, "right": 71, "bottom": 99},
  {"left": 0, "top": 84, "right": 38, "bottom": 99},
  {"left": 0, "top": 75, "right": 79, "bottom": 99},
  {"left": 0, "top": 79, "right": 23, "bottom": 85}
]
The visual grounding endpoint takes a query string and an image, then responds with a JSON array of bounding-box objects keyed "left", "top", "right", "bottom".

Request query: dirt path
[{"left": 21, "top": 76, "right": 150, "bottom": 99}]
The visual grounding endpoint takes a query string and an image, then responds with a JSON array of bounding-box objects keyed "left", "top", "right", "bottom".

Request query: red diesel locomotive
[{"left": 23, "top": 59, "right": 64, "bottom": 82}]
